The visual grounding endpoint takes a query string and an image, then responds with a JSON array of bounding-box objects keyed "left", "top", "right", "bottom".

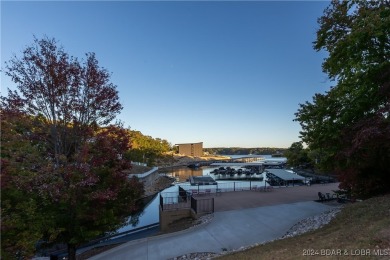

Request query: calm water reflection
[
  {"left": 115, "top": 185, "right": 178, "bottom": 234},
  {"left": 118, "top": 166, "right": 267, "bottom": 233},
  {"left": 163, "top": 166, "right": 265, "bottom": 182},
  {"left": 164, "top": 167, "right": 205, "bottom": 182},
  {"left": 117, "top": 156, "right": 287, "bottom": 233}
]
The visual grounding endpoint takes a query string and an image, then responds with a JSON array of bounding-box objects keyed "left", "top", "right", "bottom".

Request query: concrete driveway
[{"left": 90, "top": 200, "right": 334, "bottom": 260}]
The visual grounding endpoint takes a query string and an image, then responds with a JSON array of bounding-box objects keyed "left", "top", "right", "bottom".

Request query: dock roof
[
  {"left": 210, "top": 162, "right": 264, "bottom": 167},
  {"left": 210, "top": 162, "right": 284, "bottom": 167},
  {"left": 189, "top": 176, "right": 217, "bottom": 186},
  {"left": 266, "top": 169, "right": 305, "bottom": 181}
]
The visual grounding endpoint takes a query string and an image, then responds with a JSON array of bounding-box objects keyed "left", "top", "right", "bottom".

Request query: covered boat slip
[
  {"left": 210, "top": 162, "right": 305, "bottom": 186},
  {"left": 266, "top": 169, "right": 305, "bottom": 181},
  {"left": 210, "top": 162, "right": 265, "bottom": 167},
  {"left": 210, "top": 161, "right": 285, "bottom": 171},
  {"left": 265, "top": 169, "right": 306, "bottom": 186},
  {"left": 210, "top": 163, "right": 304, "bottom": 180},
  {"left": 189, "top": 176, "right": 217, "bottom": 186}
]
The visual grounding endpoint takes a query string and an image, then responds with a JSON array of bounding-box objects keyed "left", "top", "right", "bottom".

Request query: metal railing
[
  {"left": 160, "top": 191, "right": 191, "bottom": 211},
  {"left": 160, "top": 190, "right": 214, "bottom": 214},
  {"left": 179, "top": 180, "right": 270, "bottom": 194}
]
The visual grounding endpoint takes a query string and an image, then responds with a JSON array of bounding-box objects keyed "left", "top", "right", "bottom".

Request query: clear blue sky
[{"left": 1, "top": 1, "right": 332, "bottom": 148}]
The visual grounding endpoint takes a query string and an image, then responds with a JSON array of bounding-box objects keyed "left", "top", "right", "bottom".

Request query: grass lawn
[{"left": 218, "top": 194, "right": 390, "bottom": 260}]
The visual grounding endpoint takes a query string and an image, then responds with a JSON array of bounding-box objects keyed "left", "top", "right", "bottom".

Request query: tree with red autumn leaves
[{"left": 1, "top": 36, "right": 144, "bottom": 259}]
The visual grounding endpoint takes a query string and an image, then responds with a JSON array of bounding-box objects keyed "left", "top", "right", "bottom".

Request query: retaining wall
[{"left": 129, "top": 167, "right": 159, "bottom": 187}]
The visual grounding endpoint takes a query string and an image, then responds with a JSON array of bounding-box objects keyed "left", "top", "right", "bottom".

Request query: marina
[
  {"left": 53, "top": 156, "right": 339, "bottom": 258},
  {"left": 115, "top": 155, "right": 306, "bottom": 233},
  {"left": 105, "top": 154, "right": 336, "bottom": 241}
]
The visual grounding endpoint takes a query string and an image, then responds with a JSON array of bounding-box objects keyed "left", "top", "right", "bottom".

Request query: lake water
[
  {"left": 116, "top": 155, "right": 286, "bottom": 233},
  {"left": 164, "top": 154, "right": 286, "bottom": 182}
]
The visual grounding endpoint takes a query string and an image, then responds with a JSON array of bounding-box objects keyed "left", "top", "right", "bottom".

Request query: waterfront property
[
  {"left": 69, "top": 180, "right": 340, "bottom": 259},
  {"left": 158, "top": 181, "right": 340, "bottom": 233},
  {"left": 119, "top": 160, "right": 303, "bottom": 232}
]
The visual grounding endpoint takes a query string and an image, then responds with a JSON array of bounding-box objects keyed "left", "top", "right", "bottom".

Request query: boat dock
[
  {"left": 265, "top": 169, "right": 306, "bottom": 186},
  {"left": 189, "top": 176, "right": 217, "bottom": 186}
]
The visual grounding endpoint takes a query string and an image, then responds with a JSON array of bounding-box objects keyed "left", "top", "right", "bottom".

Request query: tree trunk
[{"left": 67, "top": 244, "right": 77, "bottom": 260}]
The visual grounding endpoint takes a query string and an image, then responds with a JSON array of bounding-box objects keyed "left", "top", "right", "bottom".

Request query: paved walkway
[
  {"left": 90, "top": 183, "right": 339, "bottom": 260},
  {"left": 214, "top": 182, "right": 339, "bottom": 211}
]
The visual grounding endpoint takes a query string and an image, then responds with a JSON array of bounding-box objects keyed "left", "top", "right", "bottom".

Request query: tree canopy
[
  {"left": 124, "top": 130, "right": 172, "bottom": 166},
  {"left": 295, "top": 0, "right": 390, "bottom": 197},
  {"left": 283, "top": 142, "right": 311, "bottom": 168},
  {"left": 4, "top": 37, "right": 122, "bottom": 164},
  {"left": 1, "top": 37, "right": 143, "bottom": 259}
]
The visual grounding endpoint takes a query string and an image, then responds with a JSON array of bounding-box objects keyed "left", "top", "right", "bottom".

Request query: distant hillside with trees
[
  {"left": 204, "top": 147, "right": 286, "bottom": 156},
  {"left": 125, "top": 130, "right": 172, "bottom": 166}
]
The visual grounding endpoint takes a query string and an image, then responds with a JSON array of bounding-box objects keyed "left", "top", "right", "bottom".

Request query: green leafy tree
[
  {"left": 284, "top": 142, "right": 311, "bottom": 168},
  {"left": 1, "top": 111, "right": 48, "bottom": 259},
  {"left": 125, "top": 130, "right": 171, "bottom": 166},
  {"left": 295, "top": 1, "right": 390, "bottom": 197},
  {"left": 1, "top": 37, "right": 144, "bottom": 259}
]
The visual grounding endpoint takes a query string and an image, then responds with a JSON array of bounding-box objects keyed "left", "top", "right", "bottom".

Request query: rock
[{"left": 281, "top": 206, "right": 343, "bottom": 239}]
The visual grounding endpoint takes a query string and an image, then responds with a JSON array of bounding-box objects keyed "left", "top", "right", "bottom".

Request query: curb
[{"left": 89, "top": 214, "right": 215, "bottom": 259}]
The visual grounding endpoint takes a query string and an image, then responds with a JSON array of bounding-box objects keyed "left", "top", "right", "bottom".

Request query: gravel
[{"left": 282, "top": 206, "right": 343, "bottom": 239}]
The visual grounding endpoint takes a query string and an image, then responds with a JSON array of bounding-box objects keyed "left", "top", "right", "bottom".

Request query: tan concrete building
[{"left": 175, "top": 142, "right": 203, "bottom": 157}]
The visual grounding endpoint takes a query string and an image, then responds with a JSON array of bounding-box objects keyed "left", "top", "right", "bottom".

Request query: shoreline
[{"left": 155, "top": 154, "right": 232, "bottom": 169}]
